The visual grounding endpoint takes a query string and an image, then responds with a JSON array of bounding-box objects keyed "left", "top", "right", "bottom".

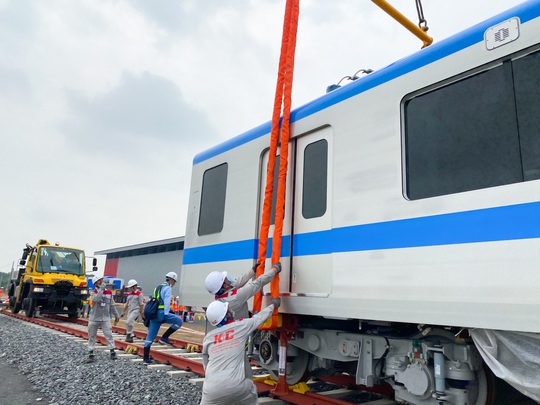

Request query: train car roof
[{"left": 193, "top": 0, "right": 539, "bottom": 165}]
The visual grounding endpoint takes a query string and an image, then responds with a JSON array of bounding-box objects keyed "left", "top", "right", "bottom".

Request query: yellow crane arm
[{"left": 371, "top": 0, "right": 433, "bottom": 48}]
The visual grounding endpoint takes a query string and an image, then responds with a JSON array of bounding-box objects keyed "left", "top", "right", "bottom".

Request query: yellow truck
[{"left": 8, "top": 239, "right": 96, "bottom": 318}]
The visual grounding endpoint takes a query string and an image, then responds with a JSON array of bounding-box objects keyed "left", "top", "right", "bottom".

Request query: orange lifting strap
[{"left": 253, "top": 0, "right": 300, "bottom": 328}]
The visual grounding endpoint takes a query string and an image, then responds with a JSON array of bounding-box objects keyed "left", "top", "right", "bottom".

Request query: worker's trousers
[
  {"left": 200, "top": 378, "right": 258, "bottom": 405},
  {"left": 144, "top": 310, "right": 183, "bottom": 348},
  {"left": 125, "top": 308, "right": 140, "bottom": 335},
  {"left": 87, "top": 320, "right": 115, "bottom": 351}
]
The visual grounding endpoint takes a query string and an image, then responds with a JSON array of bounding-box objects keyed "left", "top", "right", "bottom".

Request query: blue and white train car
[{"left": 180, "top": 2, "right": 540, "bottom": 403}]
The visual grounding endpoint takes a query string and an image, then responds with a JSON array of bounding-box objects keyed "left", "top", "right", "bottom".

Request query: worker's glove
[
  {"left": 99, "top": 283, "right": 106, "bottom": 291},
  {"left": 272, "top": 262, "right": 282, "bottom": 274},
  {"left": 270, "top": 298, "right": 281, "bottom": 308},
  {"left": 252, "top": 261, "right": 261, "bottom": 272}
]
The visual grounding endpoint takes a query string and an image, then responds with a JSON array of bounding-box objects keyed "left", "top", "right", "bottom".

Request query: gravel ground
[{"left": 0, "top": 314, "right": 202, "bottom": 405}]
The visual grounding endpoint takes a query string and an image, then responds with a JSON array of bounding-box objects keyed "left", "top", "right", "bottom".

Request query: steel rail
[{"left": 1, "top": 309, "right": 396, "bottom": 405}]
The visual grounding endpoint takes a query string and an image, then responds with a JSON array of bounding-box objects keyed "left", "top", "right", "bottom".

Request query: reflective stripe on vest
[{"left": 153, "top": 284, "right": 165, "bottom": 309}]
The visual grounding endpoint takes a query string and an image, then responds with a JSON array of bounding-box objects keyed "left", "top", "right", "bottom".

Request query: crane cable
[{"left": 252, "top": 0, "right": 300, "bottom": 328}]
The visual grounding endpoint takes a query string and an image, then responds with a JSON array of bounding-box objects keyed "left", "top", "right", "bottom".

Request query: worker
[
  {"left": 85, "top": 296, "right": 92, "bottom": 318},
  {"left": 201, "top": 298, "right": 281, "bottom": 405},
  {"left": 120, "top": 279, "right": 144, "bottom": 343},
  {"left": 172, "top": 296, "right": 180, "bottom": 313},
  {"left": 179, "top": 302, "right": 187, "bottom": 322},
  {"left": 81, "top": 299, "right": 89, "bottom": 318},
  {"left": 204, "top": 262, "right": 282, "bottom": 320},
  {"left": 204, "top": 262, "right": 281, "bottom": 379},
  {"left": 142, "top": 271, "right": 183, "bottom": 364},
  {"left": 85, "top": 275, "right": 120, "bottom": 363}
]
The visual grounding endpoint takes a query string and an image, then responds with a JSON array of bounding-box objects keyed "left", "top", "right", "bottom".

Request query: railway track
[{"left": 0, "top": 308, "right": 397, "bottom": 405}]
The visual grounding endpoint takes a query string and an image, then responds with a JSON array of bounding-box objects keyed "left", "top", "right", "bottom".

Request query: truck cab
[{"left": 8, "top": 239, "right": 96, "bottom": 318}]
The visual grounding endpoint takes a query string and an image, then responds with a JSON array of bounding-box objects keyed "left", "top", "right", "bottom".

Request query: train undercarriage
[{"left": 252, "top": 317, "right": 538, "bottom": 405}]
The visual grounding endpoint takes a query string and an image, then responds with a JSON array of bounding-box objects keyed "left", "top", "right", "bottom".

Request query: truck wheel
[
  {"left": 25, "top": 298, "right": 35, "bottom": 318},
  {"left": 12, "top": 301, "right": 21, "bottom": 314},
  {"left": 68, "top": 304, "right": 79, "bottom": 319}
]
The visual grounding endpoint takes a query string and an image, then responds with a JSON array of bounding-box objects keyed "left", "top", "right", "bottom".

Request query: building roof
[{"left": 95, "top": 236, "right": 185, "bottom": 255}]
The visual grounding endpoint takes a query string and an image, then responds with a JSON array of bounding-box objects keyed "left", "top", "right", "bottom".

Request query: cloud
[{"left": 59, "top": 71, "right": 219, "bottom": 161}]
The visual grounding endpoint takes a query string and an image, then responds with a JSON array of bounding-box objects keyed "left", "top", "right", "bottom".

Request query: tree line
[{"left": 0, "top": 272, "right": 11, "bottom": 291}]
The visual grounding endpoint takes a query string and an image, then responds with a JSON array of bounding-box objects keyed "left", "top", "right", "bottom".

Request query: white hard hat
[
  {"left": 92, "top": 275, "right": 103, "bottom": 285},
  {"left": 205, "top": 271, "right": 227, "bottom": 295},
  {"left": 206, "top": 301, "right": 229, "bottom": 326},
  {"left": 126, "top": 279, "right": 138, "bottom": 288},
  {"left": 166, "top": 271, "right": 178, "bottom": 282}
]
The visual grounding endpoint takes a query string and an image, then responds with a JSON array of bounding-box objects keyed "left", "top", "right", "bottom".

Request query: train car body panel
[
  {"left": 182, "top": 0, "right": 540, "bottom": 335},
  {"left": 181, "top": 2, "right": 540, "bottom": 402}
]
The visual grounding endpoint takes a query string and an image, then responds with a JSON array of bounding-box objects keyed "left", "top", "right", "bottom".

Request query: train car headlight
[
  {"left": 80, "top": 289, "right": 88, "bottom": 295},
  {"left": 33, "top": 287, "right": 44, "bottom": 293}
]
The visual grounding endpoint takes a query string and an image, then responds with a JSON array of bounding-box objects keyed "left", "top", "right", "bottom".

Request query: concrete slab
[
  {"left": 189, "top": 377, "right": 205, "bottom": 388},
  {"left": 167, "top": 370, "right": 195, "bottom": 378},
  {"left": 147, "top": 364, "right": 173, "bottom": 371},
  {"left": 158, "top": 349, "right": 187, "bottom": 354},
  {"left": 258, "top": 398, "right": 287, "bottom": 404},
  {"left": 117, "top": 354, "right": 138, "bottom": 359}
]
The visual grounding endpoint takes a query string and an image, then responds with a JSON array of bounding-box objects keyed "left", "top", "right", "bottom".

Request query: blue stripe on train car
[
  {"left": 192, "top": 1, "right": 540, "bottom": 165},
  {"left": 183, "top": 200, "right": 540, "bottom": 265}
]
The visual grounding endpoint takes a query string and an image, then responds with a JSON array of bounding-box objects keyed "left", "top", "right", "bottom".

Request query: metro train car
[{"left": 179, "top": 1, "right": 540, "bottom": 404}]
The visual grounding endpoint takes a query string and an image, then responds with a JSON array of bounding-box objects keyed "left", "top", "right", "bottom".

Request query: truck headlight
[{"left": 33, "top": 287, "right": 44, "bottom": 293}]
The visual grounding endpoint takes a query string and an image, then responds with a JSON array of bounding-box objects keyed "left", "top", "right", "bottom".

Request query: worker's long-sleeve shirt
[
  {"left": 126, "top": 290, "right": 144, "bottom": 313},
  {"left": 89, "top": 284, "right": 119, "bottom": 322},
  {"left": 159, "top": 282, "right": 173, "bottom": 315},
  {"left": 215, "top": 267, "right": 276, "bottom": 319},
  {"left": 202, "top": 304, "right": 275, "bottom": 386}
]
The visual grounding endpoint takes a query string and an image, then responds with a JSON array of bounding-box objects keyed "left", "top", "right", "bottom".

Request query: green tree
[{"left": 0, "top": 272, "right": 11, "bottom": 291}]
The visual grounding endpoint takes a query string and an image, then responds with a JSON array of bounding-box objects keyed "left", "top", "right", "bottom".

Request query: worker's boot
[
  {"left": 110, "top": 349, "right": 117, "bottom": 360},
  {"left": 85, "top": 351, "right": 95, "bottom": 363},
  {"left": 143, "top": 346, "right": 152, "bottom": 364},
  {"left": 125, "top": 334, "right": 134, "bottom": 343},
  {"left": 159, "top": 327, "right": 175, "bottom": 345}
]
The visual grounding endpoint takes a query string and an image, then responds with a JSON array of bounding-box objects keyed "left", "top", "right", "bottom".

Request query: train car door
[
  {"left": 258, "top": 126, "right": 332, "bottom": 296},
  {"left": 290, "top": 127, "right": 332, "bottom": 296}
]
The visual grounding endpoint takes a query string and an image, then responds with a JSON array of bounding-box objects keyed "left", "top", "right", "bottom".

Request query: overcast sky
[{"left": 0, "top": 0, "right": 526, "bottom": 274}]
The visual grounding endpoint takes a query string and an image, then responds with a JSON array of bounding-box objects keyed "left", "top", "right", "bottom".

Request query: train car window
[
  {"left": 405, "top": 63, "right": 522, "bottom": 200},
  {"left": 513, "top": 50, "right": 540, "bottom": 181},
  {"left": 198, "top": 163, "right": 228, "bottom": 236},
  {"left": 303, "top": 139, "right": 328, "bottom": 219}
]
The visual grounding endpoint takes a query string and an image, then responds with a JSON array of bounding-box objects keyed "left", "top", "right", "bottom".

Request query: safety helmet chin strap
[{"left": 216, "top": 310, "right": 235, "bottom": 328}]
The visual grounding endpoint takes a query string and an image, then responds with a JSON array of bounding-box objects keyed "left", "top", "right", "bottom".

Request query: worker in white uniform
[
  {"left": 204, "top": 262, "right": 281, "bottom": 320},
  {"left": 205, "top": 262, "right": 282, "bottom": 378},
  {"left": 120, "top": 279, "right": 144, "bottom": 343},
  {"left": 201, "top": 298, "right": 281, "bottom": 405},
  {"left": 86, "top": 275, "right": 120, "bottom": 363}
]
